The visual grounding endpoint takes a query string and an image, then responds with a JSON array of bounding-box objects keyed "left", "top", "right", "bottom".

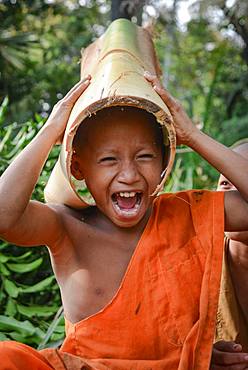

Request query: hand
[
  {"left": 45, "top": 75, "right": 91, "bottom": 143},
  {"left": 211, "top": 341, "right": 248, "bottom": 369},
  {"left": 144, "top": 71, "right": 197, "bottom": 146}
]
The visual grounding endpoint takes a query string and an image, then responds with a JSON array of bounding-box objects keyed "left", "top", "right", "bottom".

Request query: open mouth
[{"left": 111, "top": 191, "right": 142, "bottom": 217}]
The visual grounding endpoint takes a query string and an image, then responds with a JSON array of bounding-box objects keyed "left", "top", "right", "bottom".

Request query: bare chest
[{"left": 51, "top": 229, "right": 137, "bottom": 324}]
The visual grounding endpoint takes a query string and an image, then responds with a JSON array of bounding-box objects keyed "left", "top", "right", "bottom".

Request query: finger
[
  {"left": 211, "top": 364, "right": 248, "bottom": 370},
  {"left": 213, "top": 350, "right": 248, "bottom": 365},
  {"left": 153, "top": 84, "right": 180, "bottom": 111},
  {"left": 65, "top": 75, "right": 91, "bottom": 96},
  {"left": 144, "top": 71, "right": 185, "bottom": 114},
  {"left": 144, "top": 71, "right": 158, "bottom": 82},
  {"left": 143, "top": 72, "right": 179, "bottom": 109},
  {"left": 144, "top": 71, "right": 163, "bottom": 89},
  {"left": 62, "top": 75, "right": 91, "bottom": 102},
  {"left": 215, "top": 341, "right": 243, "bottom": 353}
]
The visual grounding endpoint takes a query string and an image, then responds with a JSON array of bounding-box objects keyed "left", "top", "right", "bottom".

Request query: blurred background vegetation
[{"left": 0, "top": 0, "right": 247, "bottom": 348}]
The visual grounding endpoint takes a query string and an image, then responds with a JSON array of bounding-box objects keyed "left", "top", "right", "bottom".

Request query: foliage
[
  {"left": 154, "top": 2, "right": 248, "bottom": 190},
  {"left": 0, "top": 101, "right": 64, "bottom": 348},
  {"left": 0, "top": 0, "right": 248, "bottom": 349},
  {"left": 0, "top": 0, "right": 110, "bottom": 124}
]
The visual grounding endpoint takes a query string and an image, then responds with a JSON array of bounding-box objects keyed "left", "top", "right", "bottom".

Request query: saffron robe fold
[
  {"left": 0, "top": 190, "right": 224, "bottom": 370},
  {"left": 215, "top": 238, "right": 248, "bottom": 350}
]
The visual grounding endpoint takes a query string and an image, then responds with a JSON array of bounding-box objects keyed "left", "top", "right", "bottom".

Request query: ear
[{"left": 71, "top": 153, "right": 84, "bottom": 180}]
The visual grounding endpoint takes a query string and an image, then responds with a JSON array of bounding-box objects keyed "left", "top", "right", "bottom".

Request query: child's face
[{"left": 72, "top": 109, "right": 163, "bottom": 228}]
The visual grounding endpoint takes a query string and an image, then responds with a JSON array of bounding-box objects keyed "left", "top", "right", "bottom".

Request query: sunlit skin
[{"left": 211, "top": 143, "right": 248, "bottom": 369}]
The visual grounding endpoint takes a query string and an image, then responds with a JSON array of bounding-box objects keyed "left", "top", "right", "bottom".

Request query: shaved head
[
  {"left": 73, "top": 106, "right": 164, "bottom": 155},
  {"left": 232, "top": 141, "right": 248, "bottom": 159}
]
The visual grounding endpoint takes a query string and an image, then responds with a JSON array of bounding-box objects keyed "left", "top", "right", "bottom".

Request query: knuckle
[
  {"left": 148, "top": 74, "right": 156, "bottom": 80},
  {"left": 173, "top": 100, "right": 182, "bottom": 111},
  {"left": 55, "top": 99, "right": 63, "bottom": 107},
  {"left": 59, "top": 99, "right": 70, "bottom": 107},
  {"left": 52, "top": 99, "right": 70, "bottom": 112},
  {"left": 213, "top": 340, "right": 226, "bottom": 351},
  {"left": 156, "top": 84, "right": 164, "bottom": 91}
]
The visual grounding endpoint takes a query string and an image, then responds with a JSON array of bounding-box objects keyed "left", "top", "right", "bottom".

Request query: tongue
[{"left": 116, "top": 194, "right": 137, "bottom": 209}]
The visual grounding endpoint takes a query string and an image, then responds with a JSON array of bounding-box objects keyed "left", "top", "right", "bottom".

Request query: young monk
[
  {"left": 211, "top": 140, "right": 248, "bottom": 369},
  {"left": 0, "top": 72, "right": 248, "bottom": 370}
]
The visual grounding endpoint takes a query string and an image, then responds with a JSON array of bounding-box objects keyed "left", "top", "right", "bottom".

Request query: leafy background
[{"left": 0, "top": 0, "right": 248, "bottom": 348}]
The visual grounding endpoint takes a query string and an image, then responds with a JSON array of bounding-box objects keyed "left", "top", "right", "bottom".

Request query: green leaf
[
  {"left": 7, "top": 257, "right": 43, "bottom": 273},
  {"left": 8, "top": 332, "right": 28, "bottom": 343},
  {"left": 0, "top": 46, "right": 26, "bottom": 69},
  {"left": 0, "top": 241, "right": 10, "bottom": 250},
  {"left": 0, "top": 125, "right": 13, "bottom": 153},
  {"left": 0, "top": 253, "right": 9, "bottom": 263},
  {"left": 5, "top": 298, "right": 17, "bottom": 317},
  {"left": 0, "top": 290, "right": 6, "bottom": 303},
  {"left": 50, "top": 332, "right": 65, "bottom": 342},
  {"left": 3, "top": 279, "right": 19, "bottom": 298},
  {"left": 17, "top": 304, "right": 58, "bottom": 318},
  {"left": 8, "top": 328, "right": 44, "bottom": 345},
  {"left": 0, "top": 262, "right": 10, "bottom": 276},
  {"left": 7, "top": 251, "right": 32, "bottom": 261},
  {"left": 37, "top": 306, "right": 64, "bottom": 350},
  {"left": 41, "top": 338, "right": 64, "bottom": 349},
  {"left": 20, "top": 275, "right": 55, "bottom": 293},
  {"left": 0, "top": 315, "right": 36, "bottom": 337},
  {"left": 0, "top": 333, "right": 8, "bottom": 341},
  {"left": 0, "top": 96, "right": 9, "bottom": 126}
]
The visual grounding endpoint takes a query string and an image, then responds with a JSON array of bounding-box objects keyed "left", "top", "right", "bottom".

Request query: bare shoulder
[
  {"left": 50, "top": 203, "right": 87, "bottom": 227},
  {"left": 52, "top": 205, "right": 111, "bottom": 248},
  {"left": 48, "top": 203, "right": 96, "bottom": 239},
  {"left": 47, "top": 202, "right": 82, "bottom": 219},
  {"left": 0, "top": 200, "right": 83, "bottom": 248},
  {"left": 47, "top": 205, "right": 103, "bottom": 261},
  {"left": 224, "top": 190, "right": 248, "bottom": 232}
]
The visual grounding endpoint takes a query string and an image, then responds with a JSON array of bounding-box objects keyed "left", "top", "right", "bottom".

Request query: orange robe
[{"left": 0, "top": 190, "right": 224, "bottom": 370}]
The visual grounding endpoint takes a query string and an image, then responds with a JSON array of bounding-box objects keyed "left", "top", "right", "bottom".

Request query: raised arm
[
  {"left": 0, "top": 76, "right": 91, "bottom": 247},
  {"left": 144, "top": 72, "right": 248, "bottom": 232}
]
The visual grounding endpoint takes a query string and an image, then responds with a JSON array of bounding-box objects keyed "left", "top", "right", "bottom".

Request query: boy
[
  {"left": 0, "top": 72, "right": 248, "bottom": 369},
  {"left": 211, "top": 140, "right": 248, "bottom": 369}
]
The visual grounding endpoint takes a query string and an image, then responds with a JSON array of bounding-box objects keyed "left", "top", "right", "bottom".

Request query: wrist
[
  {"left": 39, "top": 121, "right": 63, "bottom": 145},
  {"left": 185, "top": 127, "right": 204, "bottom": 149}
]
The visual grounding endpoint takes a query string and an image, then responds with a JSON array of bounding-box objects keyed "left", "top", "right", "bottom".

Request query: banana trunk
[{"left": 44, "top": 19, "right": 176, "bottom": 208}]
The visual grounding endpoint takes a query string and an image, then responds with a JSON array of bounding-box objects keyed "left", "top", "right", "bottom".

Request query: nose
[{"left": 117, "top": 161, "right": 140, "bottom": 185}]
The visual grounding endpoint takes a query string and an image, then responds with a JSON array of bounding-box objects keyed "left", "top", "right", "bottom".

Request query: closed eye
[
  {"left": 137, "top": 153, "right": 155, "bottom": 160},
  {"left": 99, "top": 157, "right": 117, "bottom": 163}
]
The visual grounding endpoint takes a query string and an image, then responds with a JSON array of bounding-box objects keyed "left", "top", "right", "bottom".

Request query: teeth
[{"left": 119, "top": 191, "right": 136, "bottom": 198}]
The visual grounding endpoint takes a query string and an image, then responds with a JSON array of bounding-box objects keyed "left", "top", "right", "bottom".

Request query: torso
[
  {"left": 228, "top": 239, "right": 248, "bottom": 326},
  {"left": 47, "top": 205, "right": 149, "bottom": 324}
]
